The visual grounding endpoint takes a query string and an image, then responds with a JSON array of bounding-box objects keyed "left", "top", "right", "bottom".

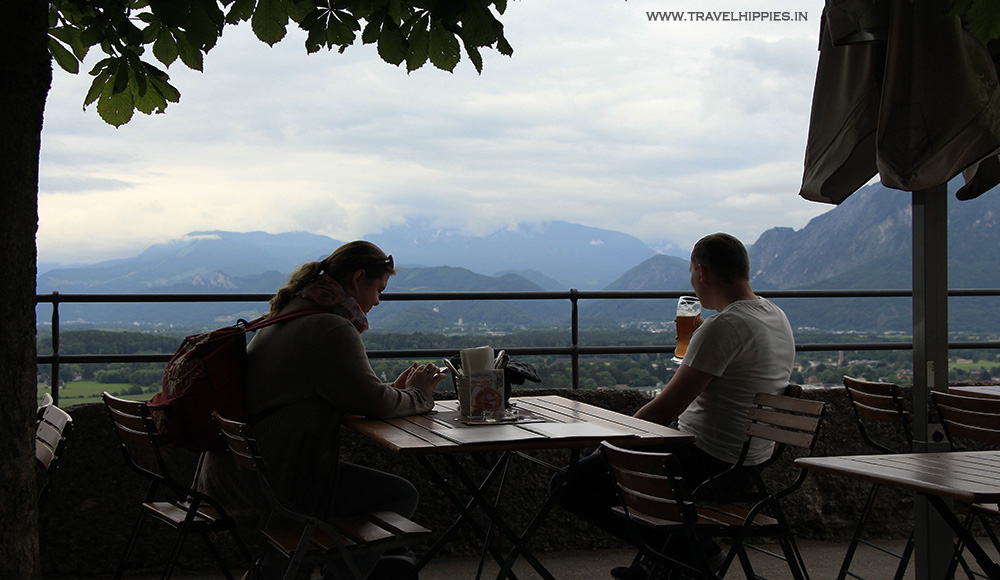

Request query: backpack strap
[{"left": 243, "top": 307, "right": 328, "bottom": 331}]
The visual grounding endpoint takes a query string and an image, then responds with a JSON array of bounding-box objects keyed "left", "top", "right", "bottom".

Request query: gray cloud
[
  {"left": 37, "top": 0, "right": 829, "bottom": 264},
  {"left": 39, "top": 175, "right": 136, "bottom": 194}
]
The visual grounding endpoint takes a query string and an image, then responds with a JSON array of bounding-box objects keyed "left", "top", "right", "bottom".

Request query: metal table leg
[
  {"left": 414, "top": 454, "right": 519, "bottom": 578},
  {"left": 495, "top": 449, "right": 581, "bottom": 580},
  {"left": 413, "top": 447, "right": 577, "bottom": 580},
  {"left": 926, "top": 494, "right": 1000, "bottom": 579},
  {"left": 441, "top": 453, "right": 554, "bottom": 580}
]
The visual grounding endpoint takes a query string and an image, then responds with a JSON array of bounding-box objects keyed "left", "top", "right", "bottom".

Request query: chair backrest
[
  {"left": 931, "top": 390, "right": 1000, "bottom": 447},
  {"left": 600, "top": 441, "right": 695, "bottom": 527},
  {"left": 745, "top": 392, "right": 826, "bottom": 453},
  {"left": 213, "top": 412, "right": 266, "bottom": 475},
  {"left": 843, "top": 376, "right": 912, "bottom": 454},
  {"left": 727, "top": 392, "right": 827, "bottom": 503},
  {"left": 103, "top": 392, "right": 166, "bottom": 448},
  {"left": 102, "top": 392, "right": 177, "bottom": 488},
  {"left": 213, "top": 412, "right": 303, "bottom": 524},
  {"left": 36, "top": 402, "right": 73, "bottom": 505},
  {"left": 36, "top": 403, "right": 72, "bottom": 470}
]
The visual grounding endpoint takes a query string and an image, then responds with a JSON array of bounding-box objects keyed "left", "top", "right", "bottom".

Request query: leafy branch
[
  {"left": 949, "top": 0, "right": 1000, "bottom": 45},
  {"left": 47, "top": 0, "right": 514, "bottom": 127}
]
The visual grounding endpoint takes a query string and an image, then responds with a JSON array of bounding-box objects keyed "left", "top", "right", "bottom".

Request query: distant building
[{"left": 604, "top": 384, "right": 662, "bottom": 398}]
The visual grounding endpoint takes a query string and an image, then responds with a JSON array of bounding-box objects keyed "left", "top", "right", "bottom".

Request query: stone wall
[{"left": 40, "top": 386, "right": 919, "bottom": 578}]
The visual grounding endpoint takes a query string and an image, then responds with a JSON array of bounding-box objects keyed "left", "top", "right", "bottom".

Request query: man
[{"left": 556, "top": 232, "right": 796, "bottom": 579}]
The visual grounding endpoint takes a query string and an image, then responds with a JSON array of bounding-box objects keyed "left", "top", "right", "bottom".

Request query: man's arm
[{"left": 634, "top": 363, "right": 715, "bottom": 426}]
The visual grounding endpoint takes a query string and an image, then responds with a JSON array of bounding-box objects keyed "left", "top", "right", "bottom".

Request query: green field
[
  {"left": 38, "top": 381, "right": 154, "bottom": 406},
  {"left": 951, "top": 360, "right": 1000, "bottom": 372}
]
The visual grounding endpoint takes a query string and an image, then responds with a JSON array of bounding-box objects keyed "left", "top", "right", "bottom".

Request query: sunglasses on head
[{"left": 369, "top": 255, "right": 393, "bottom": 270}]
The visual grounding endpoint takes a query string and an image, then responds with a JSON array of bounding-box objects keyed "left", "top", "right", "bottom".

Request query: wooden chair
[
  {"left": 35, "top": 399, "right": 73, "bottom": 507},
  {"left": 212, "top": 412, "right": 432, "bottom": 580},
  {"left": 600, "top": 442, "right": 726, "bottom": 579},
  {"left": 932, "top": 390, "right": 1000, "bottom": 579},
  {"left": 838, "top": 376, "right": 914, "bottom": 580},
  {"left": 102, "top": 392, "right": 252, "bottom": 580},
  {"left": 603, "top": 392, "right": 824, "bottom": 580},
  {"left": 692, "top": 391, "right": 826, "bottom": 580},
  {"left": 696, "top": 383, "right": 805, "bottom": 504}
]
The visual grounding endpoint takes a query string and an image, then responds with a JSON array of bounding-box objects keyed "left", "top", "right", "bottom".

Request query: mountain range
[
  {"left": 36, "top": 182, "right": 1000, "bottom": 332},
  {"left": 599, "top": 182, "right": 1000, "bottom": 332},
  {"left": 36, "top": 220, "right": 656, "bottom": 293}
]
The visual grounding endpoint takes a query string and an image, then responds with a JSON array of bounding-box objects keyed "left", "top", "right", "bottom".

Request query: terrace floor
[{"left": 107, "top": 538, "right": 995, "bottom": 580}]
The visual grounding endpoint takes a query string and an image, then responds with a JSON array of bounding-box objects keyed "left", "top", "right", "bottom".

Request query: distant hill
[
  {"left": 755, "top": 183, "right": 1000, "bottom": 331},
  {"left": 594, "top": 182, "right": 1000, "bottom": 332},
  {"left": 748, "top": 184, "right": 913, "bottom": 290},
  {"left": 37, "top": 220, "right": 657, "bottom": 294},
  {"left": 583, "top": 255, "right": 693, "bottom": 324},
  {"left": 494, "top": 270, "right": 566, "bottom": 291},
  {"left": 36, "top": 231, "right": 337, "bottom": 293},
  {"left": 366, "top": 219, "right": 657, "bottom": 290},
  {"left": 35, "top": 186, "right": 1000, "bottom": 332},
  {"left": 36, "top": 220, "right": 658, "bottom": 330},
  {"left": 370, "top": 267, "right": 566, "bottom": 331},
  {"left": 750, "top": 182, "right": 1000, "bottom": 293},
  {"left": 38, "top": 266, "right": 565, "bottom": 331}
]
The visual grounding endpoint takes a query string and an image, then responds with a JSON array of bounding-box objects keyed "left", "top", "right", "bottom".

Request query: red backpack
[{"left": 149, "top": 309, "right": 324, "bottom": 451}]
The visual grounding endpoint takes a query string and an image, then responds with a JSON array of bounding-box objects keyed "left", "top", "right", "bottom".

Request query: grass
[
  {"left": 38, "top": 380, "right": 156, "bottom": 406},
  {"left": 951, "top": 360, "right": 1000, "bottom": 372}
]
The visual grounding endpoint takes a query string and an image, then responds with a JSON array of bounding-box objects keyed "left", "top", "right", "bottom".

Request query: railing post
[
  {"left": 50, "top": 290, "right": 60, "bottom": 406},
  {"left": 570, "top": 289, "right": 579, "bottom": 389}
]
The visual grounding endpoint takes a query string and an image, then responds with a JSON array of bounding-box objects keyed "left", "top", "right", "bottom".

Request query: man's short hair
[{"left": 691, "top": 233, "right": 750, "bottom": 284}]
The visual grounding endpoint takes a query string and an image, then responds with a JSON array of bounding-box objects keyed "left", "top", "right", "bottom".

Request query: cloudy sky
[{"left": 39, "top": 0, "right": 829, "bottom": 266}]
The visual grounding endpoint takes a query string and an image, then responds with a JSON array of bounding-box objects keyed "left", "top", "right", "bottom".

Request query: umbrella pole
[{"left": 911, "top": 185, "right": 953, "bottom": 580}]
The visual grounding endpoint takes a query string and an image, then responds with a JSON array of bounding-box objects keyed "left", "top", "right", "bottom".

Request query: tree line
[{"left": 38, "top": 327, "right": 1000, "bottom": 395}]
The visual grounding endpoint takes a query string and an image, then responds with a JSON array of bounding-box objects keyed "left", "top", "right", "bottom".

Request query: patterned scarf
[{"left": 295, "top": 274, "right": 369, "bottom": 333}]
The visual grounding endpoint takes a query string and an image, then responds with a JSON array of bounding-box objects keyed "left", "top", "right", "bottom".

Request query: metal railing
[{"left": 35, "top": 288, "right": 1000, "bottom": 405}]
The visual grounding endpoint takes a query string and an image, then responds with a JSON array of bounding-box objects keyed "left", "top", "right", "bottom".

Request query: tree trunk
[{"left": 0, "top": 1, "right": 50, "bottom": 577}]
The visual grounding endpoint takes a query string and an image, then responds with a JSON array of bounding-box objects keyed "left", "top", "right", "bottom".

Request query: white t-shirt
[{"left": 677, "top": 297, "right": 795, "bottom": 465}]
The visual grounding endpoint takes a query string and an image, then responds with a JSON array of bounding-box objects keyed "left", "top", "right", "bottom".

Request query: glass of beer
[{"left": 672, "top": 296, "right": 701, "bottom": 363}]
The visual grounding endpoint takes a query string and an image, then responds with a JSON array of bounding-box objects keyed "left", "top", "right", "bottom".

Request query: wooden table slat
[
  {"left": 797, "top": 451, "right": 1000, "bottom": 504},
  {"left": 352, "top": 416, "right": 453, "bottom": 453},
  {"left": 950, "top": 386, "right": 1000, "bottom": 400},
  {"left": 516, "top": 396, "right": 682, "bottom": 439},
  {"left": 345, "top": 395, "right": 692, "bottom": 455}
]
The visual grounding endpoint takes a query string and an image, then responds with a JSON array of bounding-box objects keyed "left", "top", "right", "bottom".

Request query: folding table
[
  {"left": 797, "top": 451, "right": 1000, "bottom": 579},
  {"left": 344, "top": 395, "right": 693, "bottom": 580}
]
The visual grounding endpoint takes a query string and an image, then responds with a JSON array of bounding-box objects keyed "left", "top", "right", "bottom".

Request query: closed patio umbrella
[
  {"left": 799, "top": 1, "right": 1000, "bottom": 578},
  {"left": 801, "top": 0, "right": 1000, "bottom": 203}
]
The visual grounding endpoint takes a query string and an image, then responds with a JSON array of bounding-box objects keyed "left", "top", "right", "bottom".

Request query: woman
[{"left": 198, "top": 240, "right": 444, "bottom": 578}]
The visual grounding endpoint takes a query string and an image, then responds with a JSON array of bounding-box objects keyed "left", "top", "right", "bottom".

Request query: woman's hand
[
  {"left": 393, "top": 363, "right": 419, "bottom": 390},
  {"left": 399, "top": 363, "right": 447, "bottom": 398}
]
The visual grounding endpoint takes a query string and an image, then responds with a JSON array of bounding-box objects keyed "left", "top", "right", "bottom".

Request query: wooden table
[
  {"left": 345, "top": 395, "right": 692, "bottom": 580},
  {"left": 797, "top": 451, "right": 1000, "bottom": 578},
  {"left": 950, "top": 385, "right": 1000, "bottom": 400}
]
